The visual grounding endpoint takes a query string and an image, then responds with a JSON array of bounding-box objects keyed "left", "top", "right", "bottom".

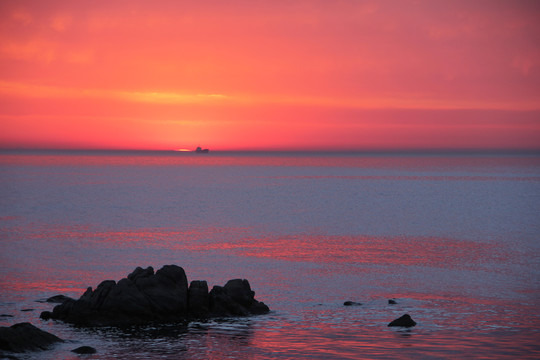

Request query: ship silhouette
[{"left": 195, "top": 146, "right": 209, "bottom": 153}]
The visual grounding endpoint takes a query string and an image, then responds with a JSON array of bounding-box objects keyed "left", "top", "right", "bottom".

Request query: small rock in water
[
  {"left": 72, "top": 346, "right": 97, "bottom": 354},
  {"left": 343, "top": 301, "right": 362, "bottom": 306},
  {"left": 40, "top": 311, "right": 52, "bottom": 320},
  {"left": 0, "top": 322, "right": 63, "bottom": 352},
  {"left": 20, "top": 309, "right": 34, "bottom": 312},
  {"left": 0, "top": 314, "right": 14, "bottom": 318},
  {"left": 388, "top": 314, "right": 416, "bottom": 327},
  {"left": 388, "top": 299, "right": 397, "bottom": 304}
]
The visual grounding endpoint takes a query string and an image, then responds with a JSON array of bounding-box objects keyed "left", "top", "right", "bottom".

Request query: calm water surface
[{"left": 1, "top": 151, "right": 539, "bottom": 359}]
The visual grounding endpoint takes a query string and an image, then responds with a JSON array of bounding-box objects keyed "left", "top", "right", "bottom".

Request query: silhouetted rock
[
  {"left": 343, "top": 301, "right": 362, "bottom": 306},
  {"left": 388, "top": 299, "right": 397, "bottom": 305},
  {"left": 128, "top": 266, "right": 155, "bottom": 281},
  {"left": 0, "top": 314, "right": 13, "bottom": 318},
  {"left": 46, "top": 295, "right": 74, "bottom": 303},
  {"left": 388, "top": 314, "right": 416, "bottom": 327},
  {"left": 209, "top": 279, "right": 269, "bottom": 317},
  {"left": 188, "top": 280, "right": 209, "bottom": 317},
  {"left": 71, "top": 346, "right": 97, "bottom": 354},
  {"left": 0, "top": 323, "right": 62, "bottom": 353},
  {"left": 39, "top": 311, "right": 52, "bottom": 320},
  {"left": 43, "top": 265, "right": 269, "bottom": 326},
  {"left": 45, "top": 265, "right": 187, "bottom": 326}
]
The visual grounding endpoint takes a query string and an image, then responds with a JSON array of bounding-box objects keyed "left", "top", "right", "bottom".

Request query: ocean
[{"left": 1, "top": 150, "right": 539, "bottom": 359}]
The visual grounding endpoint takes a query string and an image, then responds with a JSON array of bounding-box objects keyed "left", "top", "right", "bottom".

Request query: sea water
[{"left": 0, "top": 150, "right": 539, "bottom": 359}]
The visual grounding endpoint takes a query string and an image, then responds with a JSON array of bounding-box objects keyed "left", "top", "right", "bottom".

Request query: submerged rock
[
  {"left": 388, "top": 314, "right": 417, "bottom": 327},
  {"left": 71, "top": 346, "right": 97, "bottom": 354},
  {"left": 46, "top": 295, "right": 74, "bottom": 304},
  {"left": 42, "top": 265, "right": 269, "bottom": 326},
  {"left": 0, "top": 322, "right": 63, "bottom": 353},
  {"left": 388, "top": 299, "right": 397, "bottom": 305},
  {"left": 343, "top": 301, "right": 362, "bottom": 306}
]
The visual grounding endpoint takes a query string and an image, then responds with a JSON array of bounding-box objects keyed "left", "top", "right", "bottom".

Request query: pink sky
[{"left": 1, "top": 0, "right": 539, "bottom": 150}]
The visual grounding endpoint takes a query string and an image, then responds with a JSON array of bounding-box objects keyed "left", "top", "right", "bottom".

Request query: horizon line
[{"left": 1, "top": 147, "right": 540, "bottom": 155}]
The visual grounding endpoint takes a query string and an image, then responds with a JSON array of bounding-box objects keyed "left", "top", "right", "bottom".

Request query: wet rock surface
[{"left": 0, "top": 322, "right": 63, "bottom": 353}]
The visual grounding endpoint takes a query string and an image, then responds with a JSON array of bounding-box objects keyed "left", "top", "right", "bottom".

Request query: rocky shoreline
[{"left": 1, "top": 264, "right": 417, "bottom": 356}]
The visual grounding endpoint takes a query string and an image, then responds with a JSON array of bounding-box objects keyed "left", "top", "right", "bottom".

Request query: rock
[
  {"left": 0, "top": 322, "right": 63, "bottom": 352},
  {"left": 47, "top": 265, "right": 187, "bottom": 326},
  {"left": 134, "top": 265, "right": 189, "bottom": 314},
  {"left": 44, "top": 265, "right": 269, "bottom": 326},
  {"left": 188, "top": 280, "right": 209, "bottom": 317},
  {"left": 127, "top": 266, "right": 154, "bottom": 282},
  {"left": 343, "top": 301, "right": 362, "bottom": 306},
  {"left": 46, "top": 295, "right": 74, "bottom": 304},
  {"left": 208, "top": 279, "right": 269, "bottom": 316},
  {"left": 39, "top": 311, "right": 52, "bottom": 320},
  {"left": 20, "top": 309, "right": 33, "bottom": 312},
  {"left": 388, "top": 314, "right": 417, "bottom": 327},
  {"left": 0, "top": 314, "right": 13, "bottom": 318},
  {"left": 388, "top": 299, "right": 397, "bottom": 305},
  {"left": 71, "top": 346, "right": 97, "bottom": 354}
]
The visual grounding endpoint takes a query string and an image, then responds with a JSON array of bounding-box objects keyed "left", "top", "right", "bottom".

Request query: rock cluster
[{"left": 41, "top": 265, "right": 269, "bottom": 326}]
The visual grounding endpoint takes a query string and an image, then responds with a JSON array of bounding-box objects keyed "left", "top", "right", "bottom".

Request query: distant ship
[{"left": 195, "top": 146, "right": 209, "bottom": 153}]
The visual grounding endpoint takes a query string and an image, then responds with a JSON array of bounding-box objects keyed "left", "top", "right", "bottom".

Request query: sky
[{"left": 1, "top": 0, "right": 539, "bottom": 151}]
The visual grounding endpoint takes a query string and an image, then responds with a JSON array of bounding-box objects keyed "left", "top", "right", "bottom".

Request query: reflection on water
[
  {"left": 1, "top": 150, "right": 540, "bottom": 172},
  {"left": 95, "top": 321, "right": 255, "bottom": 360},
  {"left": 1, "top": 151, "right": 539, "bottom": 359},
  {"left": 1, "top": 223, "right": 538, "bottom": 358}
]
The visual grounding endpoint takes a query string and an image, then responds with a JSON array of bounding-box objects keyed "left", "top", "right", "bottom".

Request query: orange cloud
[
  {"left": 50, "top": 13, "right": 72, "bottom": 32},
  {"left": 0, "top": 81, "right": 231, "bottom": 105}
]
